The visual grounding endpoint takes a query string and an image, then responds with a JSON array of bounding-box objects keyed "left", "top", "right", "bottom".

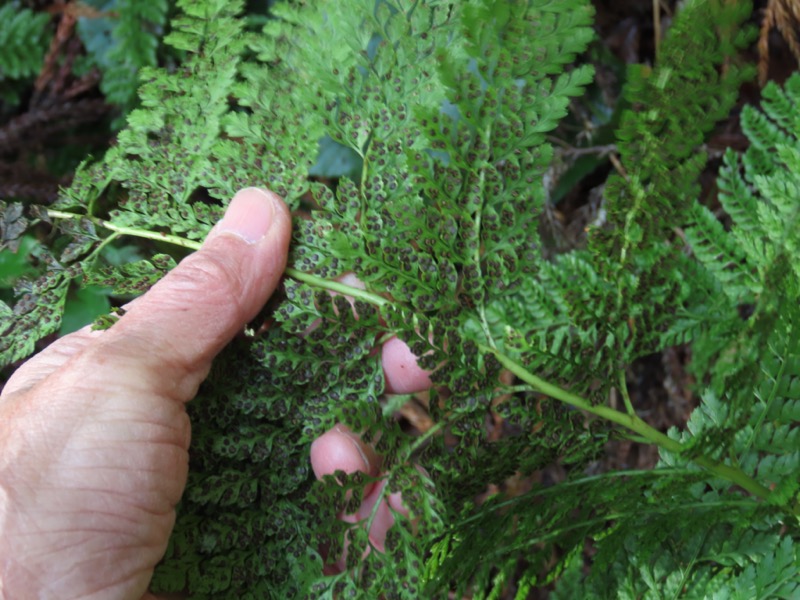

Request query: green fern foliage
[
  {"left": 417, "top": 11, "right": 800, "bottom": 600},
  {"left": 498, "top": 0, "right": 755, "bottom": 400},
  {"left": 76, "top": 0, "right": 169, "bottom": 109},
  {"left": 1, "top": 0, "right": 798, "bottom": 598},
  {"left": 546, "top": 71, "right": 800, "bottom": 600},
  {"left": 677, "top": 73, "right": 800, "bottom": 513},
  {"left": 0, "top": 2, "right": 50, "bottom": 80},
  {"left": 683, "top": 73, "right": 800, "bottom": 396},
  {"left": 686, "top": 76, "right": 800, "bottom": 307},
  {"left": 152, "top": 1, "right": 597, "bottom": 596},
  {"left": 596, "top": 0, "right": 754, "bottom": 267}
]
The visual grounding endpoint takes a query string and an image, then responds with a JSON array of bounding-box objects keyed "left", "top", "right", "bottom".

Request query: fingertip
[
  {"left": 310, "top": 425, "right": 379, "bottom": 480},
  {"left": 381, "top": 336, "right": 433, "bottom": 394},
  {"left": 208, "top": 187, "right": 291, "bottom": 245}
]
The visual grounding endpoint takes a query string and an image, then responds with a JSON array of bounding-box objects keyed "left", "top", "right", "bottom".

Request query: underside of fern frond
[{"left": 0, "top": 0, "right": 798, "bottom": 598}]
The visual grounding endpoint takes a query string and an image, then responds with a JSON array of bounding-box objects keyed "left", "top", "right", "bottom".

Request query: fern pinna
[
  {"left": 0, "top": 1, "right": 51, "bottom": 104},
  {"left": 0, "top": 2, "right": 49, "bottom": 80},
  {"left": 0, "top": 0, "right": 798, "bottom": 597},
  {"left": 76, "top": 0, "right": 169, "bottom": 110}
]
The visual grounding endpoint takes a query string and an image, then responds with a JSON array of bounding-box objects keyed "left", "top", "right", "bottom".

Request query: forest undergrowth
[{"left": 1, "top": 1, "right": 799, "bottom": 598}]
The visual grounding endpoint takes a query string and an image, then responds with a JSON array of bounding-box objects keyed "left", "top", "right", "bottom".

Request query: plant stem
[
  {"left": 85, "top": 231, "right": 120, "bottom": 270},
  {"left": 481, "top": 343, "right": 777, "bottom": 504},
  {"left": 285, "top": 268, "right": 390, "bottom": 307},
  {"left": 653, "top": 0, "right": 662, "bottom": 61},
  {"left": 618, "top": 370, "right": 635, "bottom": 416},
  {"left": 47, "top": 210, "right": 204, "bottom": 251},
  {"left": 46, "top": 210, "right": 392, "bottom": 307},
  {"left": 47, "top": 207, "right": 788, "bottom": 510}
]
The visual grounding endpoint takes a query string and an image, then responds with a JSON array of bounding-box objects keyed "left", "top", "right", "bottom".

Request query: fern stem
[
  {"left": 481, "top": 344, "right": 778, "bottom": 505},
  {"left": 85, "top": 231, "right": 121, "bottom": 270},
  {"left": 652, "top": 0, "right": 662, "bottom": 61},
  {"left": 618, "top": 370, "right": 635, "bottom": 416},
  {"left": 44, "top": 207, "right": 785, "bottom": 510},
  {"left": 46, "top": 210, "right": 203, "bottom": 251},
  {"left": 482, "top": 343, "right": 681, "bottom": 450},
  {"left": 477, "top": 304, "right": 497, "bottom": 350},
  {"left": 285, "top": 268, "right": 390, "bottom": 307}
]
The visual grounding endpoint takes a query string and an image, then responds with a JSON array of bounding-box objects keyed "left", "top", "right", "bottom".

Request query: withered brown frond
[{"left": 759, "top": 0, "right": 800, "bottom": 85}]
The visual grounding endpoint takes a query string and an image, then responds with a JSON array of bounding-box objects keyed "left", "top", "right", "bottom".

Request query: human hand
[
  {"left": 0, "top": 187, "right": 434, "bottom": 599},
  {"left": 0, "top": 188, "right": 293, "bottom": 599}
]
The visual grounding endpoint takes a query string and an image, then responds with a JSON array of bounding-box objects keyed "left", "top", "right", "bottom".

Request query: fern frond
[
  {"left": 76, "top": 0, "right": 169, "bottom": 110},
  {"left": 2, "top": 2, "right": 799, "bottom": 599},
  {"left": 500, "top": 0, "right": 755, "bottom": 399},
  {"left": 686, "top": 73, "right": 800, "bottom": 399},
  {"left": 148, "top": 1, "right": 597, "bottom": 595},
  {"left": 684, "top": 202, "right": 760, "bottom": 301},
  {"left": 593, "top": 0, "right": 754, "bottom": 270},
  {"left": 0, "top": 2, "right": 50, "bottom": 80}
]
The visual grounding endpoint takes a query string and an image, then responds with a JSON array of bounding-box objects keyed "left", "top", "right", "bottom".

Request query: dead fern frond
[{"left": 759, "top": 0, "right": 800, "bottom": 85}]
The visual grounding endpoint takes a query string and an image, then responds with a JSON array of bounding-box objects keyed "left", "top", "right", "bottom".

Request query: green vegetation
[{"left": 1, "top": 0, "right": 798, "bottom": 597}]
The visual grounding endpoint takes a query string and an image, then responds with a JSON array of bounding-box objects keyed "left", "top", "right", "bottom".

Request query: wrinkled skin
[{"left": 0, "top": 188, "right": 431, "bottom": 599}]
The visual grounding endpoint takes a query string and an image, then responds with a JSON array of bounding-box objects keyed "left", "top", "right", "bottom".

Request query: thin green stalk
[
  {"left": 618, "top": 370, "right": 635, "bottom": 416},
  {"left": 285, "top": 268, "right": 390, "bottom": 307},
  {"left": 477, "top": 303, "right": 497, "bottom": 350},
  {"left": 473, "top": 124, "right": 498, "bottom": 351},
  {"left": 481, "top": 343, "right": 777, "bottom": 504},
  {"left": 46, "top": 206, "right": 791, "bottom": 511},
  {"left": 624, "top": 435, "right": 653, "bottom": 445},
  {"left": 47, "top": 210, "right": 203, "bottom": 251},
  {"left": 456, "top": 469, "right": 751, "bottom": 524},
  {"left": 85, "top": 231, "right": 121, "bottom": 270},
  {"left": 407, "top": 420, "right": 445, "bottom": 457},
  {"left": 486, "top": 498, "right": 758, "bottom": 559}
]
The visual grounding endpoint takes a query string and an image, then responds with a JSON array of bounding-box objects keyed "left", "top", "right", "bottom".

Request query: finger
[
  {"left": 80, "top": 187, "right": 292, "bottom": 401},
  {"left": 386, "top": 488, "right": 409, "bottom": 517},
  {"left": 310, "top": 424, "right": 380, "bottom": 571},
  {"left": 311, "top": 424, "right": 413, "bottom": 566},
  {"left": 330, "top": 480, "right": 408, "bottom": 572},
  {"left": 381, "top": 336, "right": 433, "bottom": 394},
  {"left": 327, "top": 272, "right": 433, "bottom": 395},
  {"left": 310, "top": 424, "right": 379, "bottom": 480},
  {"left": 356, "top": 481, "right": 397, "bottom": 553}
]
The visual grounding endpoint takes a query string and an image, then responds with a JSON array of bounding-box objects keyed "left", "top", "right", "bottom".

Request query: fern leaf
[
  {"left": 76, "top": 0, "right": 168, "bottom": 110},
  {"left": 0, "top": 2, "right": 50, "bottom": 80},
  {"left": 684, "top": 202, "right": 760, "bottom": 300},
  {"left": 717, "top": 149, "right": 761, "bottom": 242}
]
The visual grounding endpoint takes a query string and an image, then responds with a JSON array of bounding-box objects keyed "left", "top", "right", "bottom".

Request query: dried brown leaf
[{"left": 759, "top": 0, "right": 800, "bottom": 85}]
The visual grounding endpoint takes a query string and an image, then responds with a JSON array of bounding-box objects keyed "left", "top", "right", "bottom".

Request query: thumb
[{"left": 94, "top": 187, "right": 291, "bottom": 399}]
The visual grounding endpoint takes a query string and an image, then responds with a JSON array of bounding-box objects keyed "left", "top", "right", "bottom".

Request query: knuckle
[{"left": 176, "top": 250, "right": 249, "bottom": 316}]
